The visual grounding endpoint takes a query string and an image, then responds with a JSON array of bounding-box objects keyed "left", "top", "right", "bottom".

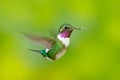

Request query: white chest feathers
[{"left": 57, "top": 34, "right": 70, "bottom": 47}]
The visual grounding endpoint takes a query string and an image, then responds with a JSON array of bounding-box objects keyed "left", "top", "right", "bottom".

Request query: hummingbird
[{"left": 23, "top": 24, "right": 87, "bottom": 61}]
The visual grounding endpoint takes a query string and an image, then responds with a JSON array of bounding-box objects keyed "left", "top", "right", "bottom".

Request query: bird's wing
[
  {"left": 22, "top": 33, "right": 56, "bottom": 49},
  {"left": 49, "top": 28, "right": 58, "bottom": 38}
]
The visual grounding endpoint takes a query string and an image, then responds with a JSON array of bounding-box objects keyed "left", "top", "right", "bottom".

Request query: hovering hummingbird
[{"left": 23, "top": 24, "right": 87, "bottom": 61}]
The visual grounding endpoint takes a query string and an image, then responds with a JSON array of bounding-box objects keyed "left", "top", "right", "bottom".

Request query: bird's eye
[{"left": 65, "top": 27, "right": 69, "bottom": 29}]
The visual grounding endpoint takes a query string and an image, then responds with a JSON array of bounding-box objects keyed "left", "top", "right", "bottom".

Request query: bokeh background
[{"left": 0, "top": 0, "right": 120, "bottom": 80}]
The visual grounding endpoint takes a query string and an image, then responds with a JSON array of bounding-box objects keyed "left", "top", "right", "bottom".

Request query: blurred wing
[
  {"left": 22, "top": 33, "right": 56, "bottom": 49},
  {"left": 49, "top": 28, "right": 58, "bottom": 38}
]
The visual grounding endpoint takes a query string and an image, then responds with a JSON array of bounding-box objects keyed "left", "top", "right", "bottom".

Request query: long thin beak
[{"left": 73, "top": 27, "right": 87, "bottom": 30}]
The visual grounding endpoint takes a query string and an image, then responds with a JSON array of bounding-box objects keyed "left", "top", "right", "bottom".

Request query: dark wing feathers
[{"left": 22, "top": 33, "right": 56, "bottom": 49}]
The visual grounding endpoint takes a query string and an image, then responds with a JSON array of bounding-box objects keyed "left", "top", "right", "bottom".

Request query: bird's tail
[
  {"left": 28, "top": 48, "right": 40, "bottom": 53},
  {"left": 29, "top": 48, "right": 48, "bottom": 57}
]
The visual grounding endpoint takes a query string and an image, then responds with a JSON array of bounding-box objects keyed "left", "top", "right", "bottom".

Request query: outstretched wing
[
  {"left": 49, "top": 28, "right": 58, "bottom": 38},
  {"left": 22, "top": 33, "right": 56, "bottom": 49}
]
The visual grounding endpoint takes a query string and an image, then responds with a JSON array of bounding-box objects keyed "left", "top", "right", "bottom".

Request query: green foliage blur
[{"left": 0, "top": 0, "right": 120, "bottom": 80}]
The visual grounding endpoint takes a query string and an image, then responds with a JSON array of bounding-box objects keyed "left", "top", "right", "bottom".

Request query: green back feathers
[{"left": 47, "top": 40, "right": 65, "bottom": 60}]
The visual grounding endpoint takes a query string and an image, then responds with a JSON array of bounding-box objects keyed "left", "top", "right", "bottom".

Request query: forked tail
[
  {"left": 29, "top": 49, "right": 40, "bottom": 53},
  {"left": 29, "top": 49, "right": 48, "bottom": 57}
]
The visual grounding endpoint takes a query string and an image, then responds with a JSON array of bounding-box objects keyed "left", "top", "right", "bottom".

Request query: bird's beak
[{"left": 73, "top": 27, "right": 87, "bottom": 30}]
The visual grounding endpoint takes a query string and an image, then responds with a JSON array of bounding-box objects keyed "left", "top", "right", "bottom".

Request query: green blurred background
[{"left": 0, "top": 0, "right": 120, "bottom": 80}]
